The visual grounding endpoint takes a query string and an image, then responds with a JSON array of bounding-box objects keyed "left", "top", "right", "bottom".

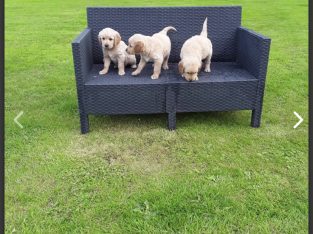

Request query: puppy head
[
  {"left": 126, "top": 34, "right": 145, "bottom": 55},
  {"left": 98, "top": 28, "right": 121, "bottom": 50},
  {"left": 179, "top": 60, "right": 201, "bottom": 82}
]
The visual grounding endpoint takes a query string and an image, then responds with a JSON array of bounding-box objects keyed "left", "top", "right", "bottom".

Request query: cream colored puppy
[
  {"left": 98, "top": 28, "right": 137, "bottom": 76},
  {"left": 178, "top": 18, "right": 213, "bottom": 81},
  {"left": 126, "top": 26, "right": 176, "bottom": 79}
]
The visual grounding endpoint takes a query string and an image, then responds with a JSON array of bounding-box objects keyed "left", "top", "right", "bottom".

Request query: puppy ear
[
  {"left": 178, "top": 61, "right": 184, "bottom": 75},
  {"left": 134, "top": 41, "right": 144, "bottom": 53},
  {"left": 114, "top": 32, "right": 121, "bottom": 46}
]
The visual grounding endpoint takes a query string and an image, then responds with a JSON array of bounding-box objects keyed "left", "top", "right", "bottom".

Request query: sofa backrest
[{"left": 87, "top": 6, "right": 241, "bottom": 64}]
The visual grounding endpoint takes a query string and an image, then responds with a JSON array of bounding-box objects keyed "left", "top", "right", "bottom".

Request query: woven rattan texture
[
  {"left": 72, "top": 28, "right": 93, "bottom": 133},
  {"left": 236, "top": 27, "right": 271, "bottom": 127},
  {"left": 87, "top": 6, "right": 241, "bottom": 64},
  {"left": 83, "top": 62, "right": 258, "bottom": 114}
]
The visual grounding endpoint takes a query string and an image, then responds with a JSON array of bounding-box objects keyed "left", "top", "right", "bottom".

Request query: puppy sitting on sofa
[{"left": 98, "top": 28, "right": 137, "bottom": 76}]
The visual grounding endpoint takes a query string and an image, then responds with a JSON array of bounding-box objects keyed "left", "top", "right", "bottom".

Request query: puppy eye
[
  {"left": 109, "top": 38, "right": 113, "bottom": 41},
  {"left": 102, "top": 38, "right": 105, "bottom": 40},
  {"left": 129, "top": 45, "right": 132, "bottom": 48}
]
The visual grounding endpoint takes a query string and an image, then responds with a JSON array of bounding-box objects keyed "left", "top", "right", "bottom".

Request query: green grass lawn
[{"left": 5, "top": 0, "right": 308, "bottom": 233}]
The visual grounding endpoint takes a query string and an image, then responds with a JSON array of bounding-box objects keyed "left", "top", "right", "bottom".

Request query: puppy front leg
[
  {"left": 117, "top": 58, "right": 126, "bottom": 76},
  {"left": 99, "top": 56, "right": 111, "bottom": 75},
  {"left": 132, "top": 57, "right": 146, "bottom": 76},
  {"left": 151, "top": 59, "right": 162, "bottom": 79}
]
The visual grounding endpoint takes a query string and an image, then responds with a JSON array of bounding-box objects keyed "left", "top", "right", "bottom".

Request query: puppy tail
[
  {"left": 160, "top": 26, "right": 177, "bottom": 35},
  {"left": 200, "top": 17, "right": 208, "bottom": 37}
]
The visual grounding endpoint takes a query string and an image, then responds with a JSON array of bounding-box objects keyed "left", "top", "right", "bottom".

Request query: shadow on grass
[
  {"left": 56, "top": 96, "right": 252, "bottom": 133},
  {"left": 89, "top": 110, "right": 252, "bottom": 132}
]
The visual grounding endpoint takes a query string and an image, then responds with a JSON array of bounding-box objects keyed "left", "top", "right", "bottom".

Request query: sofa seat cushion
[
  {"left": 85, "top": 62, "right": 257, "bottom": 85},
  {"left": 83, "top": 62, "right": 259, "bottom": 114},
  {"left": 85, "top": 64, "right": 169, "bottom": 85},
  {"left": 166, "top": 62, "right": 259, "bottom": 112}
]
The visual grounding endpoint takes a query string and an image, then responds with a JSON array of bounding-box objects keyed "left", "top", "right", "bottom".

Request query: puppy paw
[
  {"left": 204, "top": 67, "right": 211, "bottom": 72},
  {"left": 132, "top": 71, "right": 140, "bottom": 76},
  {"left": 151, "top": 74, "right": 159, "bottom": 79},
  {"left": 99, "top": 69, "right": 108, "bottom": 75},
  {"left": 131, "top": 64, "right": 137, "bottom": 69},
  {"left": 118, "top": 71, "right": 125, "bottom": 76},
  {"left": 195, "top": 76, "right": 199, "bottom": 81},
  {"left": 162, "top": 65, "right": 169, "bottom": 70}
]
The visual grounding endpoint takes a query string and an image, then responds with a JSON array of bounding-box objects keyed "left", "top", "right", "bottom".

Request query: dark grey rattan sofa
[{"left": 72, "top": 6, "right": 271, "bottom": 133}]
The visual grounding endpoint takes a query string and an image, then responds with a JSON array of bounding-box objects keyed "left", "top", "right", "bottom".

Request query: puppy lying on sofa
[
  {"left": 98, "top": 28, "right": 137, "bottom": 76},
  {"left": 178, "top": 18, "right": 213, "bottom": 81},
  {"left": 126, "top": 26, "right": 176, "bottom": 79}
]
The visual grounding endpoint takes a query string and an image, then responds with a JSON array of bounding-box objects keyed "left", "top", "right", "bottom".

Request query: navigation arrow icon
[
  {"left": 293, "top": 111, "right": 303, "bottom": 129},
  {"left": 14, "top": 111, "right": 24, "bottom": 129}
]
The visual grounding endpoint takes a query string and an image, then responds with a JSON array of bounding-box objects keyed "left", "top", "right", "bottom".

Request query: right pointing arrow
[{"left": 293, "top": 111, "right": 303, "bottom": 129}]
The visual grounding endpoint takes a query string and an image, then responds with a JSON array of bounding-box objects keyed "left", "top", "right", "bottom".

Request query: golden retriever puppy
[
  {"left": 178, "top": 18, "right": 213, "bottom": 81},
  {"left": 98, "top": 28, "right": 137, "bottom": 76},
  {"left": 126, "top": 26, "right": 176, "bottom": 79}
]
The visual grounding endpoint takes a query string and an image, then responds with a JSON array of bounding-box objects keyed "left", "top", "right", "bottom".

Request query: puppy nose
[
  {"left": 105, "top": 45, "right": 108, "bottom": 48},
  {"left": 126, "top": 48, "right": 128, "bottom": 52}
]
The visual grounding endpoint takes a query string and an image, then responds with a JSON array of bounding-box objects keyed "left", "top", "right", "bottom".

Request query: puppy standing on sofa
[
  {"left": 178, "top": 18, "right": 213, "bottom": 81},
  {"left": 98, "top": 28, "right": 137, "bottom": 76},
  {"left": 126, "top": 26, "right": 176, "bottom": 79}
]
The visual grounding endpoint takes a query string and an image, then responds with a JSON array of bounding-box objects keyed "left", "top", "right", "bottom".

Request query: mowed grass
[{"left": 5, "top": 0, "right": 308, "bottom": 233}]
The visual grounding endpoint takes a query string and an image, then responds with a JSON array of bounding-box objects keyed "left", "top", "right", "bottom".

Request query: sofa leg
[
  {"left": 251, "top": 109, "right": 261, "bottom": 128},
  {"left": 168, "top": 112, "right": 176, "bottom": 130},
  {"left": 80, "top": 113, "right": 89, "bottom": 134}
]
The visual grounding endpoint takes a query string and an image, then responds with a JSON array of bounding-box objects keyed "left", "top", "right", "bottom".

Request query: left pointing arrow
[{"left": 14, "top": 111, "right": 24, "bottom": 128}]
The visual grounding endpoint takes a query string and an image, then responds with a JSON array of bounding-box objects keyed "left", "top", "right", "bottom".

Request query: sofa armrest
[
  {"left": 237, "top": 27, "right": 271, "bottom": 127},
  {"left": 71, "top": 28, "right": 93, "bottom": 88},
  {"left": 236, "top": 26, "right": 271, "bottom": 80}
]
